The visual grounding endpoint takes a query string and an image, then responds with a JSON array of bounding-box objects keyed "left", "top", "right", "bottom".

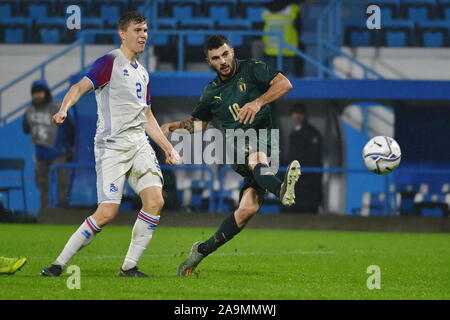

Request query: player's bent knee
[
  {"left": 248, "top": 152, "right": 269, "bottom": 170},
  {"left": 93, "top": 202, "right": 120, "bottom": 226},
  {"left": 142, "top": 194, "right": 165, "bottom": 214}
]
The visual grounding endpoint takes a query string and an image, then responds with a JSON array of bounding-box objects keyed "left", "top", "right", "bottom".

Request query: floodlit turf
[{"left": 0, "top": 223, "right": 449, "bottom": 300}]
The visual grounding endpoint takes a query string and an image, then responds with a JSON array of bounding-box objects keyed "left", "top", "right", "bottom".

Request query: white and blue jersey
[
  {"left": 85, "top": 48, "right": 151, "bottom": 150},
  {"left": 84, "top": 48, "right": 162, "bottom": 204}
]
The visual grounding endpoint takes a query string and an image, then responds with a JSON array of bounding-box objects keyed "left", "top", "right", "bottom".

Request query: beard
[{"left": 217, "top": 62, "right": 235, "bottom": 78}]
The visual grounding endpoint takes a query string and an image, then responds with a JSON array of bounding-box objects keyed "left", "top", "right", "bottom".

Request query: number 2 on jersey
[
  {"left": 136, "top": 82, "right": 142, "bottom": 99},
  {"left": 229, "top": 103, "right": 240, "bottom": 121}
]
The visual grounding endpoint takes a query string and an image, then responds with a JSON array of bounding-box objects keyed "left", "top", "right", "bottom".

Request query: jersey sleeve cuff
[
  {"left": 85, "top": 74, "right": 98, "bottom": 90},
  {"left": 190, "top": 113, "right": 212, "bottom": 122},
  {"left": 270, "top": 71, "right": 282, "bottom": 81}
]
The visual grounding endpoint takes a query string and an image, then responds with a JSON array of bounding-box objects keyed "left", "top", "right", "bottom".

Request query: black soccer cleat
[
  {"left": 177, "top": 241, "right": 205, "bottom": 276},
  {"left": 117, "top": 266, "right": 149, "bottom": 278},
  {"left": 40, "top": 264, "right": 63, "bottom": 277}
]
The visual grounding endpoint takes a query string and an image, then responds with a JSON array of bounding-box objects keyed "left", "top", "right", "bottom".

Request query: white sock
[
  {"left": 121, "top": 210, "right": 160, "bottom": 271},
  {"left": 54, "top": 216, "right": 101, "bottom": 266}
]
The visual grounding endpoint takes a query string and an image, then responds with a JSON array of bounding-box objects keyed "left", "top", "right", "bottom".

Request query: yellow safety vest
[{"left": 262, "top": 4, "right": 301, "bottom": 57}]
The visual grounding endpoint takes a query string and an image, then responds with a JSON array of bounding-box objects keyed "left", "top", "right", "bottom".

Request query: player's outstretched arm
[
  {"left": 53, "top": 77, "right": 93, "bottom": 126},
  {"left": 160, "top": 117, "right": 209, "bottom": 136},
  {"left": 238, "top": 73, "right": 293, "bottom": 124},
  {"left": 145, "top": 108, "right": 181, "bottom": 165}
]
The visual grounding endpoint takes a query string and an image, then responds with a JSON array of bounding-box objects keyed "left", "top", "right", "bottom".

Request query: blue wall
[
  {"left": 394, "top": 106, "right": 450, "bottom": 193},
  {"left": 66, "top": 85, "right": 98, "bottom": 207},
  {"left": 342, "top": 123, "right": 388, "bottom": 215},
  {"left": 396, "top": 106, "right": 450, "bottom": 165},
  {"left": 0, "top": 116, "right": 40, "bottom": 215}
]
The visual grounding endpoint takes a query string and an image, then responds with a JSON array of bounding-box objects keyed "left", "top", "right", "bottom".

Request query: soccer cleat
[
  {"left": 177, "top": 241, "right": 205, "bottom": 276},
  {"left": 280, "top": 160, "right": 301, "bottom": 207},
  {"left": 118, "top": 266, "right": 148, "bottom": 278},
  {"left": 0, "top": 257, "right": 27, "bottom": 275},
  {"left": 40, "top": 264, "right": 63, "bottom": 277}
]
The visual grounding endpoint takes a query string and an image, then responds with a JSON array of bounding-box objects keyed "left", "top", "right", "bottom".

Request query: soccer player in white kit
[{"left": 41, "top": 12, "right": 180, "bottom": 277}]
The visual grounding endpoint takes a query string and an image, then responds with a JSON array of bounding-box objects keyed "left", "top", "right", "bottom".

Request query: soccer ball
[{"left": 362, "top": 136, "right": 401, "bottom": 175}]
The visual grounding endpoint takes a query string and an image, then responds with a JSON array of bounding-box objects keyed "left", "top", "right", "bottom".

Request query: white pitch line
[{"left": 27, "top": 250, "right": 337, "bottom": 260}]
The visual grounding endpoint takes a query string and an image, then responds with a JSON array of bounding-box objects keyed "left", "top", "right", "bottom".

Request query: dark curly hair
[{"left": 203, "top": 35, "right": 232, "bottom": 57}]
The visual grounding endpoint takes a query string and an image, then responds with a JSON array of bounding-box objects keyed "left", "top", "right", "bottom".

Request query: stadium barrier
[
  {"left": 48, "top": 161, "right": 450, "bottom": 216},
  {"left": 317, "top": 0, "right": 383, "bottom": 79}
]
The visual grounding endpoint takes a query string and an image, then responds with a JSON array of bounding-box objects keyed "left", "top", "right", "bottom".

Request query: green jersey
[
  {"left": 191, "top": 59, "right": 280, "bottom": 131},
  {"left": 191, "top": 59, "right": 282, "bottom": 180}
]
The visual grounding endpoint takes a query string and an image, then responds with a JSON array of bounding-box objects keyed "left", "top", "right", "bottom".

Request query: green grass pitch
[{"left": 1, "top": 223, "right": 449, "bottom": 300}]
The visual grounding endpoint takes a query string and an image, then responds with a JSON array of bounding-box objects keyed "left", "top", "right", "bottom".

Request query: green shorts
[
  {"left": 227, "top": 127, "right": 280, "bottom": 202},
  {"left": 238, "top": 175, "right": 267, "bottom": 203},
  {"left": 231, "top": 159, "right": 268, "bottom": 204}
]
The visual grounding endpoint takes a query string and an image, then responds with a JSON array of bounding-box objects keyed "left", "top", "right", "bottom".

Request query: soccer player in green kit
[{"left": 161, "top": 35, "right": 301, "bottom": 276}]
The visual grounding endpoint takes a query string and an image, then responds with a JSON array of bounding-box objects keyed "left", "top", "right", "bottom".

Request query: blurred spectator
[
  {"left": 262, "top": 0, "right": 305, "bottom": 77},
  {"left": 23, "top": 79, "right": 75, "bottom": 209},
  {"left": 284, "top": 104, "right": 323, "bottom": 213}
]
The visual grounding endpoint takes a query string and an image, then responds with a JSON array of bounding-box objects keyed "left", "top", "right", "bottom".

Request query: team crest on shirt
[
  {"left": 237, "top": 78, "right": 246, "bottom": 92},
  {"left": 110, "top": 183, "right": 119, "bottom": 193}
]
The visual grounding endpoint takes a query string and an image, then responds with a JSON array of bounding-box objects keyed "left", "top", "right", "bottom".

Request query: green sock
[
  {"left": 198, "top": 213, "right": 241, "bottom": 256},
  {"left": 252, "top": 163, "right": 282, "bottom": 197}
]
